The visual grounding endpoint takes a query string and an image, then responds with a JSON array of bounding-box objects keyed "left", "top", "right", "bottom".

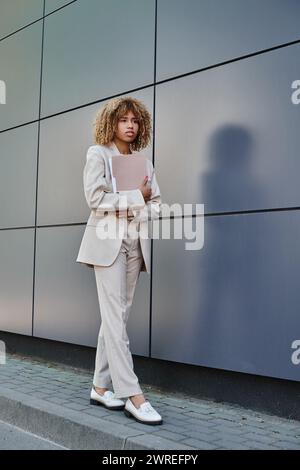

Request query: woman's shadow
[{"left": 194, "top": 124, "right": 267, "bottom": 374}]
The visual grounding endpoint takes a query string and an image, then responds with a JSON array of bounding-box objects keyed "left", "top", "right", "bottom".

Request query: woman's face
[{"left": 115, "top": 110, "right": 139, "bottom": 143}]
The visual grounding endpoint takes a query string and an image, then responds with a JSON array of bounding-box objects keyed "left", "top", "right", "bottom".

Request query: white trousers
[{"left": 92, "top": 219, "right": 144, "bottom": 399}]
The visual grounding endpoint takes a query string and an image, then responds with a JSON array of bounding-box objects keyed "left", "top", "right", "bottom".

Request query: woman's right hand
[{"left": 139, "top": 176, "right": 151, "bottom": 202}]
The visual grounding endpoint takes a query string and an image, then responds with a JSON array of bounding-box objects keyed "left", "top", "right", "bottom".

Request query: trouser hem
[
  {"left": 92, "top": 382, "right": 112, "bottom": 389},
  {"left": 113, "top": 388, "right": 143, "bottom": 399}
]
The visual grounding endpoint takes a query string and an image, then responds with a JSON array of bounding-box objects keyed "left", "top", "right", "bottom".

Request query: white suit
[{"left": 76, "top": 141, "right": 162, "bottom": 399}]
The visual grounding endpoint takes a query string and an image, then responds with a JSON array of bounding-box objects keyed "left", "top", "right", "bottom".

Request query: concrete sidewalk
[{"left": 0, "top": 353, "right": 299, "bottom": 450}]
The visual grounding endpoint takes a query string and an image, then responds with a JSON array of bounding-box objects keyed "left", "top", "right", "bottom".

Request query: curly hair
[{"left": 93, "top": 97, "right": 152, "bottom": 151}]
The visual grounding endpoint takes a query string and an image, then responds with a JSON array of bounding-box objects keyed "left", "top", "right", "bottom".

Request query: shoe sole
[
  {"left": 90, "top": 398, "right": 125, "bottom": 410},
  {"left": 124, "top": 408, "right": 163, "bottom": 425}
]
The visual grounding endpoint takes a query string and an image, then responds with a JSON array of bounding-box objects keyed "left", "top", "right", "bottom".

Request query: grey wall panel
[
  {"left": 155, "top": 44, "right": 300, "bottom": 215},
  {"left": 37, "top": 105, "right": 95, "bottom": 226},
  {"left": 152, "top": 211, "right": 300, "bottom": 382},
  {"left": 157, "top": 0, "right": 300, "bottom": 81},
  {"left": 37, "top": 88, "right": 153, "bottom": 226},
  {"left": 0, "top": 228, "right": 34, "bottom": 335},
  {"left": 0, "top": 124, "right": 38, "bottom": 229},
  {"left": 0, "top": 22, "right": 42, "bottom": 131},
  {"left": 41, "top": 0, "right": 155, "bottom": 117},
  {"left": 45, "top": 0, "right": 73, "bottom": 15},
  {"left": 33, "top": 225, "right": 150, "bottom": 353},
  {"left": 0, "top": 0, "right": 43, "bottom": 40}
]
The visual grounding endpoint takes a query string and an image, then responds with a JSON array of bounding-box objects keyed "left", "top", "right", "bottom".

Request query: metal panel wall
[
  {"left": 44, "top": 0, "right": 72, "bottom": 15},
  {"left": 152, "top": 211, "right": 300, "bottom": 382},
  {"left": 155, "top": 44, "right": 300, "bottom": 214},
  {"left": 0, "top": 22, "right": 42, "bottom": 130},
  {"left": 41, "top": 0, "right": 155, "bottom": 116},
  {"left": 0, "top": 124, "right": 37, "bottom": 229},
  {"left": 0, "top": 0, "right": 43, "bottom": 40},
  {"left": 0, "top": 228, "right": 34, "bottom": 335},
  {"left": 157, "top": 0, "right": 300, "bottom": 80}
]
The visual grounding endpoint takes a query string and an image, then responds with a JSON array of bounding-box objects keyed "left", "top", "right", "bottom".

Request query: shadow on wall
[{"left": 195, "top": 125, "right": 267, "bottom": 374}]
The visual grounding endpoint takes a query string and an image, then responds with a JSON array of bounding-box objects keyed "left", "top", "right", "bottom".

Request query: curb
[{"left": 0, "top": 386, "right": 194, "bottom": 450}]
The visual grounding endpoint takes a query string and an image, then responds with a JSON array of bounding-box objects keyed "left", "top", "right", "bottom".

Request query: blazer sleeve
[
  {"left": 130, "top": 160, "right": 162, "bottom": 222},
  {"left": 83, "top": 145, "right": 146, "bottom": 212}
]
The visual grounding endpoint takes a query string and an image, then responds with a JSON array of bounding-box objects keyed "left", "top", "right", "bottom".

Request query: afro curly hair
[{"left": 93, "top": 96, "right": 152, "bottom": 152}]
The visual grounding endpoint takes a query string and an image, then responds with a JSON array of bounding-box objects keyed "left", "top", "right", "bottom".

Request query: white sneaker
[
  {"left": 124, "top": 398, "right": 163, "bottom": 425},
  {"left": 90, "top": 387, "right": 125, "bottom": 410}
]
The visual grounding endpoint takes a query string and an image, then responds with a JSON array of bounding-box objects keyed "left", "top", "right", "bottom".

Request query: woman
[{"left": 76, "top": 97, "right": 163, "bottom": 425}]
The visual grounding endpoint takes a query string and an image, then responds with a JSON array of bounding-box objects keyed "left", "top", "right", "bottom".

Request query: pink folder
[{"left": 109, "top": 152, "right": 149, "bottom": 192}]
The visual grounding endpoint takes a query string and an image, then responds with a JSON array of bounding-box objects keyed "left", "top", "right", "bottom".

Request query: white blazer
[{"left": 76, "top": 141, "right": 162, "bottom": 274}]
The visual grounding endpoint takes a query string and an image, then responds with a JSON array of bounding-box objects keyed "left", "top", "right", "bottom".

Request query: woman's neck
[{"left": 113, "top": 139, "right": 132, "bottom": 155}]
